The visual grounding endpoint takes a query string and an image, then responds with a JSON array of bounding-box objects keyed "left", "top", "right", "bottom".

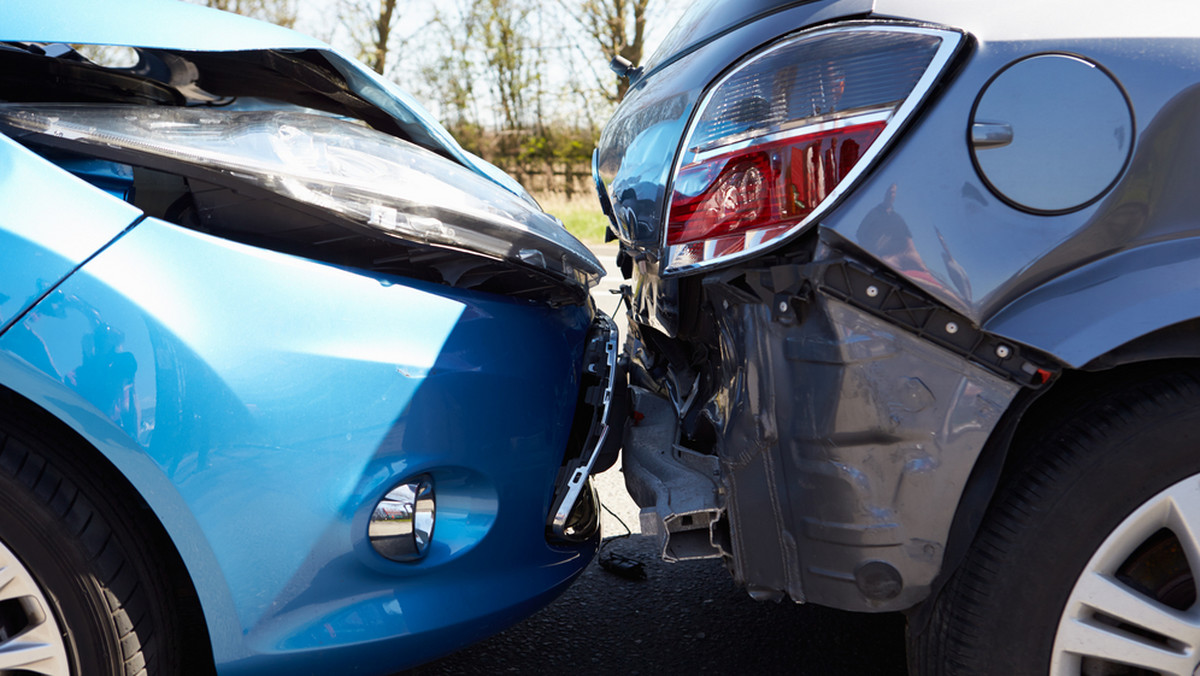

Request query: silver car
[{"left": 598, "top": 1, "right": 1200, "bottom": 673}]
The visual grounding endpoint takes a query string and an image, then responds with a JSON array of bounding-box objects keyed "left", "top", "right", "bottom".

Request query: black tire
[
  {"left": 910, "top": 369, "right": 1200, "bottom": 675},
  {"left": 0, "top": 416, "right": 180, "bottom": 675}
]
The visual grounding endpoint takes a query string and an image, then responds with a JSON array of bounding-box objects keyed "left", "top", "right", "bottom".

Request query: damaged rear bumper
[{"left": 623, "top": 251, "right": 1028, "bottom": 612}]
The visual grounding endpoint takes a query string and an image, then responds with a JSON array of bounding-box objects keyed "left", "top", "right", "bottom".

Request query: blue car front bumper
[{"left": 0, "top": 213, "right": 600, "bottom": 672}]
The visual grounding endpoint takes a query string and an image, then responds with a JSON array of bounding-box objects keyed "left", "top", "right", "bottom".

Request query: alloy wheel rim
[
  {"left": 0, "top": 538, "right": 69, "bottom": 675},
  {"left": 1052, "top": 475, "right": 1200, "bottom": 676}
]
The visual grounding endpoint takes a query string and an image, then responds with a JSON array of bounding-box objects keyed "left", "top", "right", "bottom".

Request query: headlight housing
[
  {"left": 664, "top": 23, "right": 963, "bottom": 274},
  {"left": 0, "top": 104, "right": 603, "bottom": 292}
]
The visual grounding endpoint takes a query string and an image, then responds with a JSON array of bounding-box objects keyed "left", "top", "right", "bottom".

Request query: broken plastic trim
[
  {"left": 812, "top": 257, "right": 1060, "bottom": 387},
  {"left": 0, "top": 104, "right": 603, "bottom": 295},
  {"left": 549, "top": 313, "right": 621, "bottom": 541}
]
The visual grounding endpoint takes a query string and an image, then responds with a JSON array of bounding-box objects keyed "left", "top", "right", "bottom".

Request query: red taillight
[
  {"left": 667, "top": 120, "right": 885, "bottom": 247},
  {"left": 660, "top": 24, "right": 962, "bottom": 273}
]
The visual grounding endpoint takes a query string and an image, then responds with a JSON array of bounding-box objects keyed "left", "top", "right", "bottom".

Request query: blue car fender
[{"left": 0, "top": 133, "right": 139, "bottom": 331}]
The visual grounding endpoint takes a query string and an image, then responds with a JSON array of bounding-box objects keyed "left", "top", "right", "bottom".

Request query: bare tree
[
  {"left": 338, "top": 0, "right": 405, "bottom": 75},
  {"left": 196, "top": 0, "right": 298, "bottom": 28},
  {"left": 476, "top": 0, "right": 539, "bottom": 131},
  {"left": 417, "top": 0, "right": 484, "bottom": 129}
]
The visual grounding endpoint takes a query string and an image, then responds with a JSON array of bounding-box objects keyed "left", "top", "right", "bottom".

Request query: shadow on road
[{"left": 405, "top": 535, "right": 908, "bottom": 675}]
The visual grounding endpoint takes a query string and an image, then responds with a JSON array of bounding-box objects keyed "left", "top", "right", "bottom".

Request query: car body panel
[
  {"left": 0, "top": 133, "right": 140, "bottom": 331},
  {"left": 821, "top": 34, "right": 1200, "bottom": 326},
  {"left": 0, "top": 216, "right": 596, "bottom": 670},
  {"left": 985, "top": 238, "right": 1200, "bottom": 368},
  {"left": 0, "top": 0, "right": 324, "bottom": 52},
  {"left": 603, "top": 0, "right": 1200, "bottom": 337},
  {"left": 601, "top": 0, "right": 1200, "bottom": 613},
  {"left": 0, "top": 0, "right": 537, "bottom": 204},
  {"left": 1, "top": 1, "right": 611, "bottom": 671},
  {"left": 626, "top": 284, "right": 1018, "bottom": 609}
]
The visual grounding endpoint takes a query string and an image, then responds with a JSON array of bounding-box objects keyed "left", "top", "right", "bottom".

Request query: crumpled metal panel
[
  {"left": 0, "top": 216, "right": 596, "bottom": 671},
  {"left": 624, "top": 386, "right": 729, "bottom": 562},
  {"left": 625, "top": 270, "right": 1019, "bottom": 611},
  {"left": 763, "top": 295, "right": 1017, "bottom": 610}
]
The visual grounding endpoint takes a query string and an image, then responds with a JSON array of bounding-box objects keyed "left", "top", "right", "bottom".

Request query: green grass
[{"left": 536, "top": 191, "right": 610, "bottom": 244}]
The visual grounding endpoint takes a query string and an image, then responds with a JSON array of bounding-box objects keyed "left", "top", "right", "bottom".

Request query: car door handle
[{"left": 971, "top": 122, "right": 1014, "bottom": 149}]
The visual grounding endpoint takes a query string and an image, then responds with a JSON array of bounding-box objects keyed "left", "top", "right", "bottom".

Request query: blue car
[{"left": 0, "top": 1, "right": 619, "bottom": 674}]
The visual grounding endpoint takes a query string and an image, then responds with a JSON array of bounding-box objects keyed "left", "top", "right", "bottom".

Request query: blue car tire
[{"left": 0, "top": 405, "right": 186, "bottom": 676}]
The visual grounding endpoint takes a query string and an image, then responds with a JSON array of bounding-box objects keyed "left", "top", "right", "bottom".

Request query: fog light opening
[{"left": 369, "top": 475, "right": 435, "bottom": 562}]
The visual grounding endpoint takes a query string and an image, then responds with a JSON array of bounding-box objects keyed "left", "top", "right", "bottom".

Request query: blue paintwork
[
  {"left": 0, "top": 0, "right": 324, "bottom": 51},
  {"left": 0, "top": 134, "right": 140, "bottom": 331},
  {"left": 0, "top": 216, "right": 596, "bottom": 672}
]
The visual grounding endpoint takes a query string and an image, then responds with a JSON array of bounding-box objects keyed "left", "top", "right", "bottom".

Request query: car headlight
[
  {"left": 664, "top": 23, "right": 963, "bottom": 273},
  {"left": 0, "top": 104, "right": 603, "bottom": 290}
]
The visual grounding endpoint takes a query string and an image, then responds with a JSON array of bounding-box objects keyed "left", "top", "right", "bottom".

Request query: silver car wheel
[
  {"left": 0, "top": 538, "right": 69, "bottom": 675},
  {"left": 1052, "top": 474, "right": 1200, "bottom": 676}
]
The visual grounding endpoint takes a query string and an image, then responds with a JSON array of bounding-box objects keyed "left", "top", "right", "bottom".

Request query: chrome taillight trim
[
  {"left": 689, "top": 107, "right": 893, "bottom": 163},
  {"left": 661, "top": 22, "right": 965, "bottom": 275}
]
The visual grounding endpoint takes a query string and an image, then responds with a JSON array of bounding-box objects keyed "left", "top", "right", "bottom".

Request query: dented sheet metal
[{"left": 625, "top": 259, "right": 1019, "bottom": 611}]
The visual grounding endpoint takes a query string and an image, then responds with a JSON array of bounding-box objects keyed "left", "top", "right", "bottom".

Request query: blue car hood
[
  {"left": 0, "top": 0, "right": 324, "bottom": 51},
  {"left": 0, "top": 0, "right": 534, "bottom": 201},
  {"left": 0, "top": 0, "right": 600, "bottom": 295}
]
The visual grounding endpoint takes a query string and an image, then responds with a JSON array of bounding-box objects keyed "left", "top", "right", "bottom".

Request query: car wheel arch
[
  {"left": 908, "top": 360, "right": 1200, "bottom": 673},
  {"left": 0, "top": 382, "right": 217, "bottom": 673},
  {"left": 911, "top": 358, "right": 1200, "bottom": 636},
  {"left": 984, "top": 237, "right": 1200, "bottom": 369}
]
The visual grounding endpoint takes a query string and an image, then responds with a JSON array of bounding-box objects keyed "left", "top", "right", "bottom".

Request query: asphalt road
[
  {"left": 399, "top": 245, "right": 910, "bottom": 675},
  {"left": 404, "top": 490, "right": 909, "bottom": 675}
]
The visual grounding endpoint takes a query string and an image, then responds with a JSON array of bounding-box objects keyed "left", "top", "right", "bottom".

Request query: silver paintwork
[
  {"left": 969, "top": 54, "right": 1134, "bottom": 214},
  {"left": 602, "top": 0, "right": 1200, "bottom": 615},
  {"left": 0, "top": 539, "right": 69, "bottom": 675},
  {"left": 1051, "top": 475, "right": 1200, "bottom": 675}
]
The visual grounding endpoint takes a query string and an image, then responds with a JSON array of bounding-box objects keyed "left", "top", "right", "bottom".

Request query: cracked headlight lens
[{"left": 0, "top": 104, "right": 603, "bottom": 289}]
